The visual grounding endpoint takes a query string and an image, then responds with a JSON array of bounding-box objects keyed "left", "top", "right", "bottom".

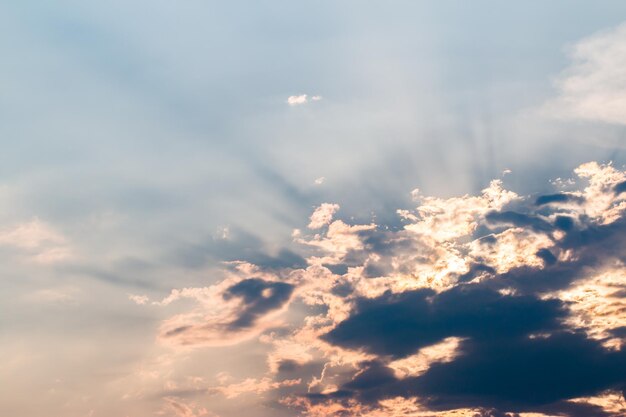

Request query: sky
[{"left": 2, "top": 1, "right": 626, "bottom": 417}]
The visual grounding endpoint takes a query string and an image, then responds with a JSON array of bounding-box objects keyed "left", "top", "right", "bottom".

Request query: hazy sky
[{"left": 2, "top": 2, "right": 626, "bottom": 417}]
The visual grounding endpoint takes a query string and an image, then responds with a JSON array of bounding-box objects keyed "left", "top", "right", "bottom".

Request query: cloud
[
  {"left": 0, "top": 219, "right": 73, "bottom": 263},
  {"left": 211, "top": 374, "right": 301, "bottom": 399},
  {"left": 287, "top": 94, "right": 322, "bottom": 106},
  {"left": 543, "top": 22, "right": 626, "bottom": 125},
  {"left": 148, "top": 161, "right": 626, "bottom": 416},
  {"left": 24, "top": 287, "right": 80, "bottom": 304},
  {"left": 162, "top": 397, "right": 213, "bottom": 417},
  {"left": 156, "top": 273, "right": 296, "bottom": 348},
  {"left": 295, "top": 162, "right": 626, "bottom": 415},
  {"left": 547, "top": 269, "right": 626, "bottom": 350},
  {"left": 323, "top": 286, "right": 566, "bottom": 358},
  {"left": 287, "top": 94, "right": 308, "bottom": 105},
  {"left": 535, "top": 193, "right": 583, "bottom": 206},
  {"left": 408, "top": 332, "right": 626, "bottom": 411},
  {"left": 308, "top": 203, "right": 340, "bottom": 229},
  {"left": 128, "top": 294, "right": 149, "bottom": 305},
  {"left": 388, "top": 337, "right": 464, "bottom": 379},
  {"left": 222, "top": 278, "right": 294, "bottom": 329},
  {"left": 405, "top": 179, "right": 519, "bottom": 242}
]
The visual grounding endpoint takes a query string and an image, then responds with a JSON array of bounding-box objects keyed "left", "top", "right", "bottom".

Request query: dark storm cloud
[
  {"left": 535, "top": 248, "right": 557, "bottom": 265},
  {"left": 560, "top": 217, "right": 626, "bottom": 259},
  {"left": 614, "top": 180, "right": 626, "bottom": 195},
  {"left": 529, "top": 401, "right": 615, "bottom": 417},
  {"left": 324, "top": 285, "right": 566, "bottom": 358},
  {"left": 312, "top": 195, "right": 626, "bottom": 414},
  {"left": 320, "top": 291, "right": 626, "bottom": 413},
  {"left": 408, "top": 332, "right": 626, "bottom": 410},
  {"left": 535, "top": 193, "right": 583, "bottom": 206},
  {"left": 554, "top": 215, "right": 575, "bottom": 231},
  {"left": 457, "top": 263, "right": 496, "bottom": 282},
  {"left": 485, "top": 210, "right": 554, "bottom": 233},
  {"left": 223, "top": 278, "right": 294, "bottom": 329},
  {"left": 157, "top": 162, "right": 626, "bottom": 415}
]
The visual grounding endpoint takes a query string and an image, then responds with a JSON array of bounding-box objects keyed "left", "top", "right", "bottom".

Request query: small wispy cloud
[
  {"left": 286, "top": 94, "right": 322, "bottom": 106},
  {"left": 25, "top": 287, "right": 80, "bottom": 304},
  {"left": 128, "top": 294, "right": 149, "bottom": 305},
  {"left": 210, "top": 374, "right": 301, "bottom": 399},
  {"left": 162, "top": 397, "right": 213, "bottom": 417},
  {"left": 0, "top": 219, "right": 74, "bottom": 263}
]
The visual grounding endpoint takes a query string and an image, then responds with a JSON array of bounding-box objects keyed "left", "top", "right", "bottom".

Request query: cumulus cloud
[
  {"left": 145, "top": 161, "right": 626, "bottom": 416},
  {"left": 543, "top": 22, "right": 626, "bottom": 125}
]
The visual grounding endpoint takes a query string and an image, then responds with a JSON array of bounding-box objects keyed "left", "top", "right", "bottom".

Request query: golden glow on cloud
[
  {"left": 388, "top": 337, "right": 465, "bottom": 379},
  {"left": 211, "top": 374, "right": 301, "bottom": 399},
  {"left": 132, "top": 161, "right": 626, "bottom": 417},
  {"left": 308, "top": 203, "right": 340, "bottom": 229},
  {"left": 547, "top": 268, "right": 626, "bottom": 350}
]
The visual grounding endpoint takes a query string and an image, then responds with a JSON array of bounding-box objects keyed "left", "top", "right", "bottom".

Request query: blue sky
[{"left": 2, "top": 2, "right": 626, "bottom": 417}]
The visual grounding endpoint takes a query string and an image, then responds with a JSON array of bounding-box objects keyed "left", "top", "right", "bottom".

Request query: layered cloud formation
[{"left": 141, "top": 161, "right": 626, "bottom": 416}]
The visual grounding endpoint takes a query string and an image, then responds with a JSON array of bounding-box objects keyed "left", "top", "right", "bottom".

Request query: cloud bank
[{"left": 147, "top": 161, "right": 626, "bottom": 416}]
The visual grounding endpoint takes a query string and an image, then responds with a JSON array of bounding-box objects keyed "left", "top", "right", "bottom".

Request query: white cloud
[
  {"left": 405, "top": 179, "right": 519, "bottom": 242},
  {"left": 543, "top": 22, "right": 626, "bottom": 124},
  {"left": 287, "top": 94, "right": 322, "bottom": 106},
  {"left": 287, "top": 94, "right": 308, "bottom": 105}
]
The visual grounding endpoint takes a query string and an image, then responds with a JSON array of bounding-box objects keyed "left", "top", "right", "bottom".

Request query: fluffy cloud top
[{"left": 308, "top": 203, "right": 340, "bottom": 229}]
